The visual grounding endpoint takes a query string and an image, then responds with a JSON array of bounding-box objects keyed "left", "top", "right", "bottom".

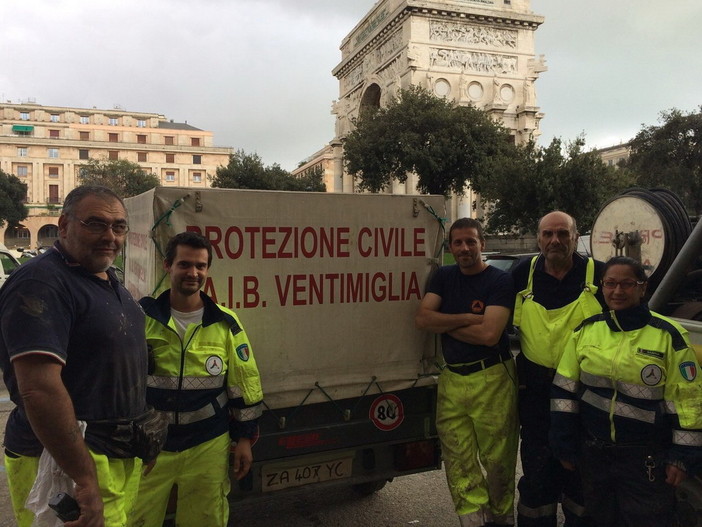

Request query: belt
[
  {"left": 584, "top": 433, "right": 658, "bottom": 451},
  {"left": 446, "top": 348, "right": 512, "bottom": 376}
]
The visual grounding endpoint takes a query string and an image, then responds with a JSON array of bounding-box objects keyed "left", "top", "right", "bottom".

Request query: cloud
[{"left": 1, "top": 0, "right": 699, "bottom": 168}]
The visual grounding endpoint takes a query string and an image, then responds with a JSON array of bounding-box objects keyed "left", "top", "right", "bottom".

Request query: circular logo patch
[
  {"left": 369, "top": 394, "right": 404, "bottom": 432},
  {"left": 641, "top": 364, "right": 662, "bottom": 386},
  {"left": 205, "top": 355, "right": 223, "bottom": 376}
]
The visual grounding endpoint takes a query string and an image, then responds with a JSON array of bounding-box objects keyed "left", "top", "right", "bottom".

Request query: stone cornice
[{"left": 333, "top": 1, "right": 543, "bottom": 79}]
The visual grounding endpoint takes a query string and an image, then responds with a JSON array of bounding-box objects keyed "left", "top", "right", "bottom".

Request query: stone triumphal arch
[{"left": 296, "top": 0, "right": 546, "bottom": 222}]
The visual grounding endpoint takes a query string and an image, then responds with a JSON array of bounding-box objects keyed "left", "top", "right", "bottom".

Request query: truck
[
  {"left": 589, "top": 188, "right": 702, "bottom": 525},
  {"left": 123, "top": 187, "right": 446, "bottom": 501}
]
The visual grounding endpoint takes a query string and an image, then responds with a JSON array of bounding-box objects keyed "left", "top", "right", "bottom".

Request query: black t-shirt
[
  {"left": 428, "top": 264, "right": 514, "bottom": 364},
  {"left": 0, "top": 244, "right": 148, "bottom": 456},
  {"left": 512, "top": 252, "right": 606, "bottom": 310}
]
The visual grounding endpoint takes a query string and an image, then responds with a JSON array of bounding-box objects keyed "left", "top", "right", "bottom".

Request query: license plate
[{"left": 261, "top": 455, "right": 354, "bottom": 492}]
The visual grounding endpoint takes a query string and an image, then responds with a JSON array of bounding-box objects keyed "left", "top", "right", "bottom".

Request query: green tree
[
  {"left": 0, "top": 169, "right": 29, "bottom": 227},
  {"left": 474, "top": 137, "right": 631, "bottom": 234},
  {"left": 288, "top": 165, "right": 326, "bottom": 192},
  {"left": 626, "top": 107, "right": 702, "bottom": 215},
  {"left": 342, "top": 86, "right": 515, "bottom": 195},
  {"left": 78, "top": 159, "right": 160, "bottom": 198},
  {"left": 212, "top": 150, "right": 326, "bottom": 192}
]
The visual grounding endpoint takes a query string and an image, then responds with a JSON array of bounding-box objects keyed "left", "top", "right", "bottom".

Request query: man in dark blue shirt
[
  {"left": 0, "top": 185, "right": 151, "bottom": 527},
  {"left": 416, "top": 218, "right": 518, "bottom": 527}
]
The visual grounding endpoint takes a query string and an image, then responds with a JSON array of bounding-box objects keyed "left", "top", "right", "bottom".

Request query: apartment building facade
[{"left": 0, "top": 101, "right": 231, "bottom": 249}]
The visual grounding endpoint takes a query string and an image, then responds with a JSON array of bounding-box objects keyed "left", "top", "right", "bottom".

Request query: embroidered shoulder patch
[
  {"left": 636, "top": 348, "right": 664, "bottom": 360},
  {"left": 236, "top": 344, "right": 250, "bottom": 362},
  {"left": 679, "top": 361, "right": 697, "bottom": 382}
]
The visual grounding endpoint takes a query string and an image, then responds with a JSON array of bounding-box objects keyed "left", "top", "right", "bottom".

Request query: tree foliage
[
  {"left": 473, "top": 137, "right": 631, "bottom": 234},
  {"left": 78, "top": 159, "right": 160, "bottom": 198},
  {"left": 626, "top": 107, "right": 702, "bottom": 215},
  {"left": 342, "top": 86, "right": 514, "bottom": 195},
  {"left": 0, "top": 169, "right": 29, "bottom": 228},
  {"left": 211, "top": 150, "right": 325, "bottom": 192}
]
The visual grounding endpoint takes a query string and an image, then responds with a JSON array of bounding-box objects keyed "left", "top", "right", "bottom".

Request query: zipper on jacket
[{"left": 168, "top": 323, "right": 201, "bottom": 425}]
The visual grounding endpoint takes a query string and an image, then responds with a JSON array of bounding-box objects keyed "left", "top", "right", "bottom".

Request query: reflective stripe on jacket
[
  {"left": 141, "top": 291, "right": 263, "bottom": 451},
  {"left": 550, "top": 304, "right": 702, "bottom": 472},
  {"left": 514, "top": 256, "right": 601, "bottom": 369}
]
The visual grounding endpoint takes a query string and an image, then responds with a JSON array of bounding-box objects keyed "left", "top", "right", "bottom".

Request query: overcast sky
[{"left": 1, "top": 1, "right": 699, "bottom": 170}]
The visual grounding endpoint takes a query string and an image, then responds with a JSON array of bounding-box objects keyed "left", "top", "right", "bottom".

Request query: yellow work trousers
[
  {"left": 437, "top": 359, "right": 519, "bottom": 527},
  {"left": 4, "top": 449, "right": 141, "bottom": 527},
  {"left": 130, "top": 432, "right": 231, "bottom": 527}
]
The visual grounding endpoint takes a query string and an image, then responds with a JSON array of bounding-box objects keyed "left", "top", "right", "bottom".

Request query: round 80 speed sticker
[{"left": 369, "top": 394, "right": 404, "bottom": 431}]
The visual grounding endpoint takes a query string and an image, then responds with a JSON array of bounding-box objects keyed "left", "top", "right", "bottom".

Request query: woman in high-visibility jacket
[{"left": 550, "top": 256, "right": 702, "bottom": 527}]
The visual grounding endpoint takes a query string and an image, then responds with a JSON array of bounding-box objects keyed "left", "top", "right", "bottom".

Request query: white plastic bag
[{"left": 26, "top": 421, "right": 87, "bottom": 527}]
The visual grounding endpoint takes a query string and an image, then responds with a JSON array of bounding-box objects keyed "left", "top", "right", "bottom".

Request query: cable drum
[{"left": 590, "top": 188, "right": 691, "bottom": 292}]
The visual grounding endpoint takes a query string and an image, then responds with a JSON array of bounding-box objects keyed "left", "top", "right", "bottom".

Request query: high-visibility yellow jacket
[
  {"left": 514, "top": 256, "right": 602, "bottom": 369},
  {"left": 550, "top": 304, "right": 702, "bottom": 472},
  {"left": 141, "top": 291, "right": 263, "bottom": 452}
]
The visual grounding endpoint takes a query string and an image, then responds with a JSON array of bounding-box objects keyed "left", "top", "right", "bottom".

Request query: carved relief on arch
[
  {"left": 430, "top": 48, "right": 517, "bottom": 74},
  {"left": 429, "top": 20, "right": 517, "bottom": 49}
]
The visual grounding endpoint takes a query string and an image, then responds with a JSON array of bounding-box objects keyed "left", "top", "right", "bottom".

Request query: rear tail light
[{"left": 394, "top": 440, "right": 439, "bottom": 471}]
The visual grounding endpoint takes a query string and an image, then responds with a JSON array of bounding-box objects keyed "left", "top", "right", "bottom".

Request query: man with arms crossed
[
  {"left": 512, "top": 211, "right": 604, "bottom": 526},
  {"left": 416, "top": 218, "right": 518, "bottom": 527},
  {"left": 132, "top": 231, "right": 263, "bottom": 527},
  {"left": 0, "top": 185, "right": 154, "bottom": 526}
]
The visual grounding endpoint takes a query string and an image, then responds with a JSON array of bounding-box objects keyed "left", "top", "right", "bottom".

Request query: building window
[
  {"left": 12, "top": 125, "right": 33, "bottom": 136},
  {"left": 80, "top": 116, "right": 90, "bottom": 124},
  {"left": 165, "top": 172, "right": 175, "bottom": 182},
  {"left": 79, "top": 149, "right": 89, "bottom": 160},
  {"left": 48, "top": 148, "right": 59, "bottom": 159},
  {"left": 166, "top": 153, "right": 175, "bottom": 163},
  {"left": 137, "top": 134, "right": 147, "bottom": 144},
  {"left": 192, "top": 172, "right": 202, "bottom": 183},
  {"left": 108, "top": 151, "right": 119, "bottom": 161},
  {"left": 48, "top": 185, "right": 60, "bottom": 204},
  {"left": 137, "top": 152, "right": 147, "bottom": 162},
  {"left": 80, "top": 131, "right": 90, "bottom": 141},
  {"left": 109, "top": 117, "right": 119, "bottom": 126},
  {"left": 48, "top": 166, "right": 59, "bottom": 178},
  {"left": 9, "top": 225, "right": 30, "bottom": 239},
  {"left": 20, "top": 112, "right": 30, "bottom": 121},
  {"left": 49, "top": 129, "right": 60, "bottom": 138},
  {"left": 191, "top": 138, "right": 201, "bottom": 147},
  {"left": 109, "top": 133, "right": 118, "bottom": 142},
  {"left": 17, "top": 147, "right": 28, "bottom": 157},
  {"left": 192, "top": 155, "right": 202, "bottom": 165},
  {"left": 16, "top": 166, "right": 28, "bottom": 177},
  {"left": 50, "top": 114, "right": 60, "bottom": 123},
  {"left": 165, "top": 136, "right": 174, "bottom": 145},
  {"left": 137, "top": 119, "right": 146, "bottom": 128}
]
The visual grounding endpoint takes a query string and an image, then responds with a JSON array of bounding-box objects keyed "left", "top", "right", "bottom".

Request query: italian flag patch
[{"left": 680, "top": 361, "right": 697, "bottom": 381}]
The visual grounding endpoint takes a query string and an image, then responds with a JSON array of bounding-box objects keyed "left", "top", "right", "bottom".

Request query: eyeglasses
[
  {"left": 601, "top": 279, "right": 645, "bottom": 290},
  {"left": 78, "top": 219, "right": 129, "bottom": 235}
]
